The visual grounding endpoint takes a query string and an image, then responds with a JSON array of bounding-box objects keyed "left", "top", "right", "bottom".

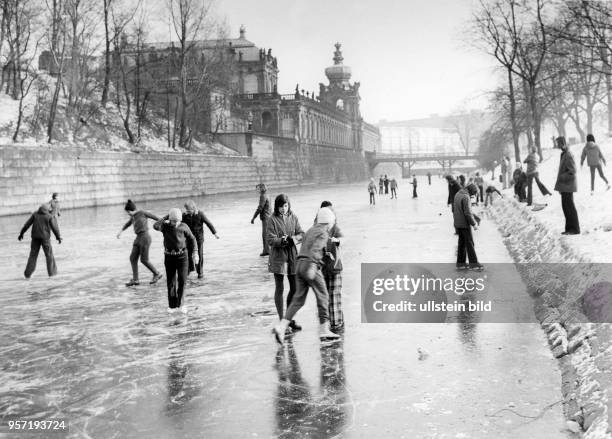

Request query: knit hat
[
  {"left": 168, "top": 208, "right": 182, "bottom": 222},
  {"left": 124, "top": 199, "right": 136, "bottom": 211},
  {"left": 316, "top": 207, "right": 335, "bottom": 225}
]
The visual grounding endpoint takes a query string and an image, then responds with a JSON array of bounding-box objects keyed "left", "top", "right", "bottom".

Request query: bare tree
[{"left": 45, "top": 0, "right": 68, "bottom": 142}]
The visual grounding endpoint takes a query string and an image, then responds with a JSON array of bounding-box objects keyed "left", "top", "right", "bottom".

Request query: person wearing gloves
[
  {"left": 182, "top": 200, "right": 219, "bottom": 279},
  {"left": 453, "top": 184, "right": 483, "bottom": 271},
  {"left": 117, "top": 199, "right": 163, "bottom": 287},
  {"left": 153, "top": 208, "right": 198, "bottom": 313},
  {"left": 18, "top": 204, "right": 62, "bottom": 278},
  {"left": 273, "top": 207, "right": 341, "bottom": 344},
  {"left": 266, "top": 194, "right": 304, "bottom": 330},
  {"left": 581, "top": 134, "right": 610, "bottom": 194}
]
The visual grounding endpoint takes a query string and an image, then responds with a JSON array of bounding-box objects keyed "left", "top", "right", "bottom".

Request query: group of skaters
[
  {"left": 250, "top": 184, "right": 345, "bottom": 345},
  {"left": 368, "top": 174, "right": 423, "bottom": 204}
]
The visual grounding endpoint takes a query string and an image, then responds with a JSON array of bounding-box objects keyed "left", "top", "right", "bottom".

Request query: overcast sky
[{"left": 154, "top": 0, "right": 499, "bottom": 123}]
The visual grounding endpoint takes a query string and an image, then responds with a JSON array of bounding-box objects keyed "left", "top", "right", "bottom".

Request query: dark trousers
[
  {"left": 589, "top": 165, "right": 609, "bottom": 191},
  {"left": 526, "top": 172, "right": 551, "bottom": 205},
  {"left": 273, "top": 273, "right": 297, "bottom": 319},
  {"left": 285, "top": 259, "right": 329, "bottom": 324},
  {"left": 130, "top": 233, "right": 158, "bottom": 280},
  {"left": 478, "top": 185, "right": 484, "bottom": 203},
  {"left": 369, "top": 192, "right": 375, "bottom": 205},
  {"left": 560, "top": 192, "right": 580, "bottom": 234},
  {"left": 187, "top": 234, "right": 204, "bottom": 275},
  {"left": 261, "top": 217, "right": 269, "bottom": 254},
  {"left": 428, "top": 176, "right": 431, "bottom": 185},
  {"left": 514, "top": 182, "right": 526, "bottom": 201},
  {"left": 24, "top": 238, "right": 57, "bottom": 278},
  {"left": 456, "top": 228, "right": 478, "bottom": 264},
  {"left": 164, "top": 253, "right": 188, "bottom": 308},
  {"left": 412, "top": 186, "right": 417, "bottom": 198},
  {"left": 384, "top": 184, "right": 389, "bottom": 194},
  {"left": 391, "top": 188, "right": 397, "bottom": 198}
]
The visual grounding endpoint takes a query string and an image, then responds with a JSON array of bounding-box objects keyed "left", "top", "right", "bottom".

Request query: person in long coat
[{"left": 554, "top": 136, "right": 580, "bottom": 235}]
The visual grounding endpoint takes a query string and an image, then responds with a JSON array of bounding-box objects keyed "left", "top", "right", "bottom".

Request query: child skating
[
  {"left": 117, "top": 199, "right": 163, "bottom": 286},
  {"left": 273, "top": 207, "right": 341, "bottom": 344}
]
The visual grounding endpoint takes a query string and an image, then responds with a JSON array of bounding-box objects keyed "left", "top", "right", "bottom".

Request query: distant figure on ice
[
  {"left": 581, "top": 134, "right": 610, "bottom": 194},
  {"left": 500, "top": 158, "right": 508, "bottom": 189},
  {"left": 474, "top": 172, "right": 484, "bottom": 204},
  {"left": 117, "top": 200, "right": 163, "bottom": 287},
  {"left": 18, "top": 204, "right": 62, "bottom": 278},
  {"left": 154, "top": 208, "right": 198, "bottom": 313},
  {"left": 427, "top": 172, "right": 432, "bottom": 185},
  {"left": 390, "top": 177, "right": 398, "bottom": 199},
  {"left": 512, "top": 163, "right": 527, "bottom": 202},
  {"left": 251, "top": 183, "right": 271, "bottom": 256},
  {"left": 384, "top": 175, "right": 390, "bottom": 194},
  {"left": 453, "top": 184, "right": 483, "bottom": 271},
  {"left": 524, "top": 147, "right": 552, "bottom": 206},
  {"left": 318, "top": 201, "right": 345, "bottom": 333},
  {"left": 484, "top": 183, "right": 503, "bottom": 207},
  {"left": 411, "top": 175, "right": 418, "bottom": 198},
  {"left": 273, "top": 207, "right": 341, "bottom": 344},
  {"left": 267, "top": 194, "right": 304, "bottom": 330},
  {"left": 504, "top": 156, "right": 512, "bottom": 189},
  {"left": 48, "top": 193, "right": 61, "bottom": 219},
  {"left": 379, "top": 175, "right": 384, "bottom": 194},
  {"left": 182, "top": 200, "right": 219, "bottom": 279},
  {"left": 555, "top": 136, "right": 580, "bottom": 235},
  {"left": 368, "top": 178, "right": 377, "bottom": 205}
]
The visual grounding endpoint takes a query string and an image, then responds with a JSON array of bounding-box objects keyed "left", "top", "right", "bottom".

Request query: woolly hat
[
  {"left": 124, "top": 199, "right": 137, "bottom": 211},
  {"left": 168, "top": 208, "right": 182, "bottom": 222},
  {"left": 316, "top": 207, "right": 335, "bottom": 225}
]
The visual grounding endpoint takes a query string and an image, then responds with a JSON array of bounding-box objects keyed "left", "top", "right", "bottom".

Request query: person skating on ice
[
  {"left": 48, "top": 193, "right": 61, "bottom": 219},
  {"left": 273, "top": 207, "right": 341, "bottom": 344},
  {"left": 153, "top": 208, "right": 198, "bottom": 313},
  {"left": 117, "top": 199, "right": 163, "bottom": 287},
  {"left": 379, "top": 175, "right": 384, "bottom": 195},
  {"left": 368, "top": 178, "right": 377, "bottom": 205},
  {"left": 390, "top": 177, "right": 398, "bottom": 199},
  {"left": 580, "top": 134, "right": 610, "bottom": 194},
  {"left": 182, "top": 200, "right": 219, "bottom": 279},
  {"left": 18, "top": 204, "right": 62, "bottom": 278},
  {"left": 410, "top": 175, "right": 418, "bottom": 198},
  {"left": 555, "top": 136, "right": 580, "bottom": 235},
  {"left": 383, "top": 175, "right": 389, "bottom": 194},
  {"left": 251, "top": 183, "right": 271, "bottom": 256},
  {"left": 453, "top": 184, "right": 483, "bottom": 271},
  {"left": 267, "top": 194, "right": 304, "bottom": 332},
  {"left": 524, "top": 147, "right": 552, "bottom": 206}
]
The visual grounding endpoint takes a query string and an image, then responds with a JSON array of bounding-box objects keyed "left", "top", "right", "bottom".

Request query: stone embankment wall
[
  {"left": 0, "top": 135, "right": 368, "bottom": 217},
  {"left": 489, "top": 197, "right": 612, "bottom": 439}
]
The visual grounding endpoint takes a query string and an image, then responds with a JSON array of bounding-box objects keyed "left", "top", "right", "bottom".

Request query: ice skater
[
  {"left": 411, "top": 175, "right": 418, "bottom": 198},
  {"left": 390, "top": 177, "right": 398, "bottom": 199},
  {"left": 273, "top": 207, "right": 341, "bottom": 344},
  {"left": 484, "top": 183, "right": 503, "bottom": 207},
  {"left": 427, "top": 172, "right": 432, "bottom": 185},
  {"left": 182, "top": 200, "right": 219, "bottom": 279},
  {"left": 267, "top": 194, "right": 304, "bottom": 330},
  {"left": 555, "top": 136, "right": 580, "bottom": 235},
  {"left": 474, "top": 172, "right": 484, "bottom": 204},
  {"left": 48, "top": 193, "right": 61, "bottom": 219},
  {"left": 368, "top": 178, "right": 377, "bottom": 205},
  {"left": 251, "top": 183, "right": 271, "bottom": 256},
  {"left": 153, "top": 208, "right": 198, "bottom": 313},
  {"left": 18, "top": 204, "right": 62, "bottom": 278},
  {"left": 379, "top": 175, "right": 384, "bottom": 194},
  {"left": 318, "top": 201, "right": 345, "bottom": 333},
  {"left": 524, "top": 147, "right": 552, "bottom": 206},
  {"left": 117, "top": 199, "right": 163, "bottom": 286},
  {"left": 581, "top": 134, "right": 610, "bottom": 194},
  {"left": 384, "top": 175, "right": 389, "bottom": 194},
  {"left": 512, "top": 163, "right": 527, "bottom": 202},
  {"left": 453, "top": 184, "right": 482, "bottom": 270}
]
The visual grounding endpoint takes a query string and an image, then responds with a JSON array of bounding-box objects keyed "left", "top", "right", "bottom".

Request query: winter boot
[
  {"left": 319, "top": 322, "right": 341, "bottom": 341},
  {"left": 150, "top": 273, "right": 163, "bottom": 284},
  {"left": 288, "top": 320, "right": 302, "bottom": 332},
  {"left": 273, "top": 319, "right": 290, "bottom": 345}
]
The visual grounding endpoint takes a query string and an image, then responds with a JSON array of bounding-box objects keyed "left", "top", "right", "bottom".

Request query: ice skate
[
  {"left": 288, "top": 320, "right": 302, "bottom": 332},
  {"left": 273, "top": 319, "right": 290, "bottom": 345},
  {"left": 125, "top": 279, "right": 139, "bottom": 287},
  {"left": 150, "top": 273, "right": 163, "bottom": 284},
  {"left": 468, "top": 263, "right": 484, "bottom": 272},
  {"left": 319, "top": 322, "right": 341, "bottom": 341}
]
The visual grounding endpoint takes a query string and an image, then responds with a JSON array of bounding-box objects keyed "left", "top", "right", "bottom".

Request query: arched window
[{"left": 262, "top": 111, "right": 273, "bottom": 134}]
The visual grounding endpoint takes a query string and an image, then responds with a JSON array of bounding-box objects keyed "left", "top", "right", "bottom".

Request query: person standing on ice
[
  {"left": 368, "top": 178, "right": 377, "bottom": 205},
  {"left": 251, "top": 183, "right": 271, "bottom": 256},
  {"left": 512, "top": 163, "right": 527, "bottom": 202},
  {"left": 48, "top": 193, "right": 61, "bottom": 219},
  {"left": 390, "top": 177, "right": 398, "bottom": 199},
  {"left": 524, "top": 147, "right": 552, "bottom": 206},
  {"left": 267, "top": 194, "right": 304, "bottom": 331},
  {"left": 273, "top": 207, "right": 341, "bottom": 344},
  {"left": 427, "top": 172, "right": 432, "bottom": 185},
  {"left": 445, "top": 175, "right": 461, "bottom": 212},
  {"left": 18, "top": 204, "right": 62, "bottom": 278},
  {"left": 555, "top": 136, "right": 580, "bottom": 235},
  {"left": 453, "top": 184, "right": 483, "bottom": 271},
  {"left": 474, "top": 172, "right": 484, "bottom": 205},
  {"left": 117, "top": 199, "right": 163, "bottom": 287},
  {"left": 581, "top": 134, "right": 610, "bottom": 194},
  {"left": 153, "top": 208, "right": 198, "bottom": 313},
  {"left": 384, "top": 175, "right": 390, "bottom": 194},
  {"left": 182, "top": 200, "right": 219, "bottom": 279},
  {"left": 411, "top": 175, "right": 418, "bottom": 198},
  {"left": 379, "top": 175, "right": 384, "bottom": 195}
]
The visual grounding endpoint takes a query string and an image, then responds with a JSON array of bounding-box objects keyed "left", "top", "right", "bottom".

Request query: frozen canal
[{"left": 0, "top": 179, "right": 569, "bottom": 438}]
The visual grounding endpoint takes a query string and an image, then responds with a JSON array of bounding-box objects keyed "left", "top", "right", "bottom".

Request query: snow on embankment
[{"left": 488, "top": 142, "right": 612, "bottom": 438}]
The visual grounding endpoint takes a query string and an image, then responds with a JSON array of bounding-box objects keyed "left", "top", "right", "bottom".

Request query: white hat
[
  {"left": 316, "top": 207, "right": 336, "bottom": 225},
  {"left": 168, "top": 208, "right": 182, "bottom": 222}
]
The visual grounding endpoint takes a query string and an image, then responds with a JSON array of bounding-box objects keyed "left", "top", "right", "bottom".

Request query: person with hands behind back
[{"left": 18, "top": 204, "right": 61, "bottom": 278}]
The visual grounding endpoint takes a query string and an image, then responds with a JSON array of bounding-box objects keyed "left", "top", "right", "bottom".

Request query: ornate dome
[{"left": 325, "top": 43, "right": 352, "bottom": 84}]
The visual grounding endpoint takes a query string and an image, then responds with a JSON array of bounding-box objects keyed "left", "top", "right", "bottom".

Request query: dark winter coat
[
  {"left": 453, "top": 188, "right": 476, "bottom": 229},
  {"left": 153, "top": 220, "right": 197, "bottom": 253},
  {"left": 323, "top": 223, "right": 344, "bottom": 274},
  {"left": 253, "top": 193, "right": 271, "bottom": 221},
  {"left": 266, "top": 212, "right": 304, "bottom": 275},
  {"left": 555, "top": 150, "right": 578, "bottom": 193},
  {"left": 20, "top": 205, "right": 61, "bottom": 241},
  {"left": 523, "top": 152, "right": 539, "bottom": 175},
  {"left": 298, "top": 223, "right": 330, "bottom": 266},
  {"left": 182, "top": 210, "right": 216, "bottom": 239},
  {"left": 581, "top": 141, "right": 606, "bottom": 167},
  {"left": 447, "top": 180, "right": 461, "bottom": 206},
  {"left": 122, "top": 210, "right": 159, "bottom": 235}
]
